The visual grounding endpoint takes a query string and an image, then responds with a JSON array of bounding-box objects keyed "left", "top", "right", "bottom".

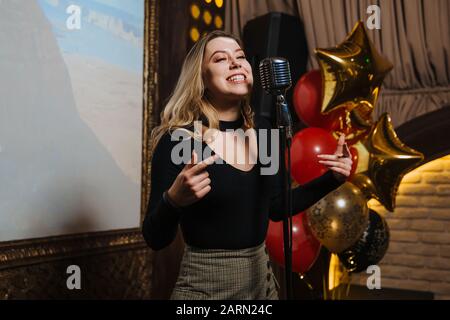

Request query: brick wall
[{"left": 351, "top": 155, "right": 450, "bottom": 299}]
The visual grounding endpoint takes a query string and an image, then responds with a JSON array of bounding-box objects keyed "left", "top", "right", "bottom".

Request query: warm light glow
[
  {"left": 190, "top": 27, "right": 200, "bottom": 42},
  {"left": 330, "top": 220, "right": 338, "bottom": 230},
  {"left": 401, "top": 156, "right": 450, "bottom": 189},
  {"left": 190, "top": 4, "right": 201, "bottom": 19},
  {"left": 203, "top": 10, "right": 212, "bottom": 25},
  {"left": 215, "top": 0, "right": 224, "bottom": 8},
  {"left": 205, "top": 0, "right": 212, "bottom": 3},
  {"left": 367, "top": 198, "right": 380, "bottom": 209},
  {"left": 328, "top": 253, "right": 341, "bottom": 291},
  {"left": 214, "top": 15, "right": 223, "bottom": 29},
  {"left": 336, "top": 198, "right": 346, "bottom": 208}
]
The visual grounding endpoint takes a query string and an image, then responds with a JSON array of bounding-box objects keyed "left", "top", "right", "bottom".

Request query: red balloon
[
  {"left": 266, "top": 212, "right": 321, "bottom": 274},
  {"left": 293, "top": 70, "right": 342, "bottom": 130},
  {"left": 290, "top": 127, "right": 337, "bottom": 184}
]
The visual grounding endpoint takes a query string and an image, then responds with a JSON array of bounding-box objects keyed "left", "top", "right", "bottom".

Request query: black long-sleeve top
[{"left": 142, "top": 115, "right": 344, "bottom": 251}]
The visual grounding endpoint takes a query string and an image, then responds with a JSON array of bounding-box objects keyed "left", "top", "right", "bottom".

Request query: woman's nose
[{"left": 229, "top": 58, "right": 241, "bottom": 69}]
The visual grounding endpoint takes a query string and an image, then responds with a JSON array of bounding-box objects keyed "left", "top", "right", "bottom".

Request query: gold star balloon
[
  {"left": 314, "top": 21, "right": 393, "bottom": 115},
  {"left": 350, "top": 113, "right": 424, "bottom": 212}
]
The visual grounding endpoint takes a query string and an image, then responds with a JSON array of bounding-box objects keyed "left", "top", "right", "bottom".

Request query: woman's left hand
[{"left": 317, "top": 134, "right": 353, "bottom": 181}]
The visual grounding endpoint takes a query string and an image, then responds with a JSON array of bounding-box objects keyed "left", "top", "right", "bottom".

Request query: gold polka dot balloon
[{"left": 306, "top": 182, "right": 369, "bottom": 253}]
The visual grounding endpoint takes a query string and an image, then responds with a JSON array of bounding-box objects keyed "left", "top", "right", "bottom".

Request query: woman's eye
[
  {"left": 238, "top": 56, "right": 246, "bottom": 59},
  {"left": 215, "top": 57, "right": 226, "bottom": 62}
]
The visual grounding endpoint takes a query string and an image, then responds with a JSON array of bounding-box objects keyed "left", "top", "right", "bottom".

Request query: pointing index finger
[
  {"left": 185, "top": 149, "right": 198, "bottom": 169},
  {"left": 335, "top": 134, "right": 346, "bottom": 156},
  {"left": 188, "top": 154, "right": 219, "bottom": 174}
]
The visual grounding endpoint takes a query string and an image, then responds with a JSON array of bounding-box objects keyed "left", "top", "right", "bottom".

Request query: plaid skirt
[{"left": 170, "top": 242, "right": 280, "bottom": 300}]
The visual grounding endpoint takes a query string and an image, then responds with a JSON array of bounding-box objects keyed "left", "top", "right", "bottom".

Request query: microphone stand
[{"left": 275, "top": 94, "right": 294, "bottom": 300}]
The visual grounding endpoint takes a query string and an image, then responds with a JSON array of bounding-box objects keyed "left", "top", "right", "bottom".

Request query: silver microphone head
[{"left": 259, "top": 57, "right": 292, "bottom": 95}]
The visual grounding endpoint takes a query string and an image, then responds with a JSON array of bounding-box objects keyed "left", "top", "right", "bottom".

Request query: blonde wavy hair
[{"left": 149, "top": 30, "right": 255, "bottom": 156}]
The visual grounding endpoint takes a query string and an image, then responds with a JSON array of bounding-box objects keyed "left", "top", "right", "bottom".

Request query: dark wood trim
[
  {"left": 150, "top": 0, "right": 191, "bottom": 300},
  {"left": 396, "top": 105, "right": 450, "bottom": 162},
  {"left": 0, "top": 229, "right": 145, "bottom": 271}
]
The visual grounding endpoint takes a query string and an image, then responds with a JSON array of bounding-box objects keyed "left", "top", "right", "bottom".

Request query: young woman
[{"left": 142, "top": 30, "right": 352, "bottom": 300}]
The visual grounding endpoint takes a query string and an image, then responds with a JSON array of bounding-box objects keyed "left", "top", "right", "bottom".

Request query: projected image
[{"left": 0, "top": 0, "right": 145, "bottom": 241}]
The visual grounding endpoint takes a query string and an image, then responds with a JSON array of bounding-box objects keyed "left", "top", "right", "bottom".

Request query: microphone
[
  {"left": 259, "top": 57, "right": 293, "bottom": 139},
  {"left": 259, "top": 57, "right": 295, "bottom": 299},
  {"left": 259, "top": 57, "right": 292, "bottom": 95}
]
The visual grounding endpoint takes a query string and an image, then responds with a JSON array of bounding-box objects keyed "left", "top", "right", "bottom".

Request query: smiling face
[{"left": 202, "top": 37, "right": 253, "bottom": 104}]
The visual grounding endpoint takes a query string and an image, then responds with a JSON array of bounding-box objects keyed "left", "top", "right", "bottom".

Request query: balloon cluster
[{"left": 266, "top": 21, "right": 424, "bottom": 275}]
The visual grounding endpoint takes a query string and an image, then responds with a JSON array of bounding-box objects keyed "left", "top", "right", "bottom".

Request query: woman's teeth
[{"left": 227, "top": 75, "right": 245, "bottom": 82}]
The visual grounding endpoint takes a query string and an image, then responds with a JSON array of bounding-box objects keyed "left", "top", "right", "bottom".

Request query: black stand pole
[{"left": 276, "top": 95, "right": 293, "bottom": 300}]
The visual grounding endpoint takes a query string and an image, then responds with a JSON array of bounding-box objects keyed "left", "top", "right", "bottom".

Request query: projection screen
[{"left": 0, "top": 0, "right": 144, "bottom": 241}]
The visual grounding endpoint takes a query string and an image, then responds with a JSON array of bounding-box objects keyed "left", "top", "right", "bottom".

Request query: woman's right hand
[{"left": 167, "top": 150, "right": 218, "bottom": 208}]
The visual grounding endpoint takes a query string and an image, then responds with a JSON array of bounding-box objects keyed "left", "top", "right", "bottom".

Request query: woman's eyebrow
[{"left": 209, "top": 48, "right": 244, "bottom": 61}]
